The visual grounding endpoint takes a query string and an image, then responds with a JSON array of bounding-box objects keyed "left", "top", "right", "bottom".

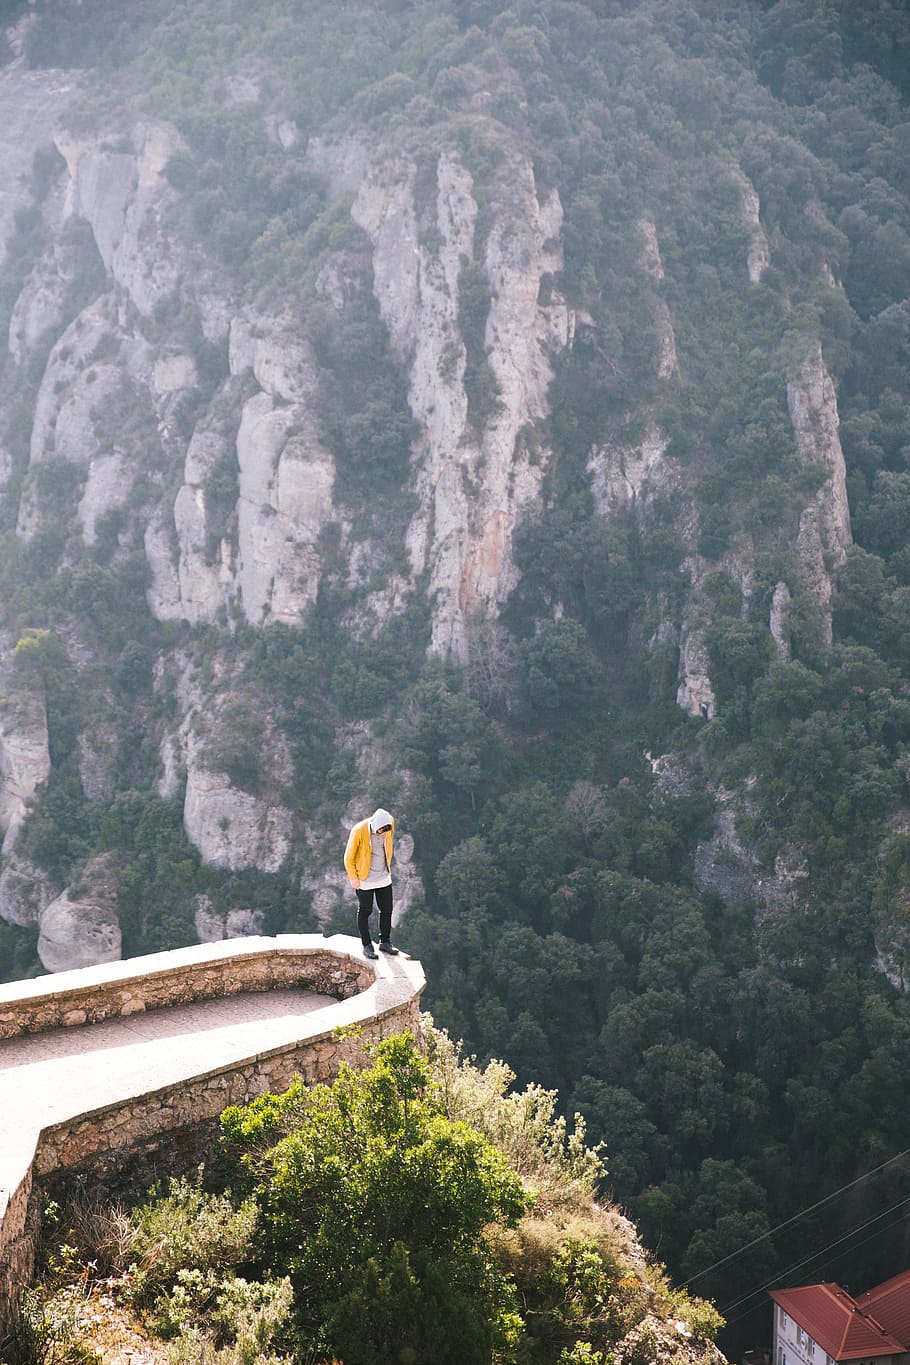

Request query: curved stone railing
[
  {"left": 0, "top": 934, "right": 375, "bottom": 1039},
  {"left": 0, "top": 934, "right": 426, "bottom": 1327}
]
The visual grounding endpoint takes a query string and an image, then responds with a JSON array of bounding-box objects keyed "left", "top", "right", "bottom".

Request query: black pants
[{"left": 356, "top": 884, "right": 393, "bottom": 945}]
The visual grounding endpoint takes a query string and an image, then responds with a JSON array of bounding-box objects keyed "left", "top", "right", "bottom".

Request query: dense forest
[{"left": 1, "top": 0, "right": 910, "bottom": 1357}]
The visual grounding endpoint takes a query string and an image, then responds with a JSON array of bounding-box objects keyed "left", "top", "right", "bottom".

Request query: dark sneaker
[
  {"left": 378, "top": 941, "right": 400, "bottom": 955},
  {"left": 363, "top": 944, "right": 379, "bottom": 960}
]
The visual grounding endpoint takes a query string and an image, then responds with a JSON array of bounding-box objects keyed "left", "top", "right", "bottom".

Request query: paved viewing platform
[
  {"left": 0, "top": 986, "right": 338, "bottom": 1188},
  {"left": 0, "top": 934, "right": 426, "bottom": 1323}
]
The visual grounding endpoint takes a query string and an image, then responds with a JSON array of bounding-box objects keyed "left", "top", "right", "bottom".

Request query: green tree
[
  {"left": 11, "top": 627, "right": 68, "bottom": 689},
  {"left": 436, "top": 835, "right": 505, "bottom": 911},
  {"left": 706, "top": 619, "right": 774, "bottom": 706},
  {"left": 220, "top": 1034, "right": 528, "bottom": 1363}
]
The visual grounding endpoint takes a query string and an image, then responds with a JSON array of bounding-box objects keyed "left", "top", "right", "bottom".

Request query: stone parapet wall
[
  {"left": 0, "top": 1172, "right": 38, "bottom": 1337},
  {"left": 0, "top": 935, "right": 373, "bottom": 1039},
  {"left": 32, "top": 997, "right": 424, "bottom": 1179},
  {"left": 0, "top": 935, "right": 425, "bottom": 1330}
]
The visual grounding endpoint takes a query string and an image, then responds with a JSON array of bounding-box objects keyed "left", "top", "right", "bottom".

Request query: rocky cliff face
[
  {"left": 0, "top": 63, "right": 577, "bottom": 960},
  {"left": 147, "top": 314, "right": 336, "bottom": 628},
  {"left": 332, "top": 140, "right": 572, "bottom": 657},
  {"left": 0, "top": 672, "right": 49, "bottom": 858},
  {"left": 36, "top": 850, "right": 121, "bottom": 971},
  {"left": 0, "top": 66, "right": 84, "bottom": 260},
  {"left": 0, "top": 31, "right": 859, "bottom": 971},
  {"left": 788, "top": 341, "right": 853, "bottom": 646}
]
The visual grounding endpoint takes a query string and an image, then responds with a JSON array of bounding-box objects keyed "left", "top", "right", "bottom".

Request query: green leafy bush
[
  {"left": 221, "top": 1033, "right": 528, "bottom": 1363},
  {"left": 127, "top": 1175, "right": 258, "bottom": 1306}
]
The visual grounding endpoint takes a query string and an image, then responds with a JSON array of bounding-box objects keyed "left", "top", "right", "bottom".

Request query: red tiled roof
[
  {"left": 769, "top": 1284, "right": 906, "bottom": 1360},
  {"left": 856, "top": 1268, "right": 910, "bottom": 1347}
]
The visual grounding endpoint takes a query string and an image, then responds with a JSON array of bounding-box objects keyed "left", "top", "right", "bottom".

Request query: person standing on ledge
[{"left": 344, "top": 807, "right": 400, "bottom": 960}]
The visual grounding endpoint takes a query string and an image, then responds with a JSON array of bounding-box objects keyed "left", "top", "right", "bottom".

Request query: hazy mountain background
[{"left": 1, "top": 0, "right": 909, "bottom": 1353}]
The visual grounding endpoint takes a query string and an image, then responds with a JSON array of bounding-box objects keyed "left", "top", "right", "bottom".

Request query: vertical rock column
[
  {"left": 788, "top": 342, "right": 852, "bottom": 646},
  {"left": 352, "top": 149, "right": 570, "bottom": 658}
]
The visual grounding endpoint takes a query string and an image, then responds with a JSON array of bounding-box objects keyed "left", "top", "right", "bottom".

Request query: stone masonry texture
[{"left": 0, "top": 934, "right": 426, "bottom": 1328}]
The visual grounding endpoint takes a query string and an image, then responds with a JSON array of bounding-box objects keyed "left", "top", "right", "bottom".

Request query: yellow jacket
[{"left": 344, "top": 810, "right": 395, "bottom": 883}]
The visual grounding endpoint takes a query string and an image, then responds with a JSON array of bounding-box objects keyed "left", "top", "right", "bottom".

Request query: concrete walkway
[{"left": 0, "top": 986, "right": 338, "bottom": 1179}]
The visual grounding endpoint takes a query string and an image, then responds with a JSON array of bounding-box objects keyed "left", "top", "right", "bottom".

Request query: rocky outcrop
[
  {"left": 668, "top": 339, "right": 849, "bottom": 716},
  {"left": 229, "top": 315, "right": 337, "bottom": 625},
  {"left": 589, "top": 423, "right": 672, "bottom": 514},
  {"left": 676, "top": 625, "right": 716, "bottom": 719},
  {"left": 0, "top": 687, "right": 50, "bottom": 856},
  {"left": 182, "top": 760, "right": 293, "bottom": 873},
  {"left": 0, "top": 854, "right": 56, "bottom": 929},
  {"left": 636, "top": 217, "right": 678, "bottom": 378},
  {"left": 661, "top": 338, "right": 849, "bottom": 720},
  {"left": 77, "top": 451, "right": 132, "bottom": 547},
  {"left": 9, "top": 239, "right": 69, "bottom": 364},
  {"left": 0, "top": 655, "right": 50, "bottom": 857},
  {"left": 56, "top": 133, "right": 136, "bottom": 273},
  {"left": 673, "top": 541, "right": 759, "bottom": 721},
  {"left": 769, "top": 580, "right": 791, "bottom": 660},
  {"left": 0, "top": 67, "right": 83, "bottom": 260},
  {"left": 731, "top": 166, "right": 770, "bottom": 284},
  {"left": 234, "top": 390, "right": 332, "bottom": 628},
  {"left": 327, "top": 144, "right": 571, "bottom": 657},
  {"left": 77, "top": 722, "right": 119, "bottom": 804},
  {"left": 15, "top": 290, "right": 154, "bottom": 541},
  {"left": 788, "top": 342, "right": 852, "bottom": 645},
  {"left": 56, "top": 122, "right": 185, "bottom": 320},
  {"left": 874, "top": 942, "right": 908, "bottom": 993},
  {"left": 23, "top": 294, "right": 119, "bottom": 455},
  {"left": 694, "top": 787, "right": 761, "bottom": 904},
  {"left": 757, "top": 845, "right": 810, "bottom": 923},
  {"left": 147, "top": 316, "right": 337, "bottom": 628},
  {"left": 193, "top": 896, "right": 265, "bottom": 943},
  {"left": 152, "top": 659, "right": 298, "bottom": 874},
  {"left": 37, "top": 853, "right": 122, "bottom": 972}
]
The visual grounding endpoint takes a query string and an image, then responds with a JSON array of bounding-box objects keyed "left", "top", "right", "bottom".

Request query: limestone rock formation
[
  {"left": 0, "top": 23, "right": 871, "bottom": 987},
  {"left": 0, "top": 67, "right": 84, "bottom": 257},
  {"left": 694, "top": 786, "right": 761, "bottom": 905},
  {"left": 0, "top": 686, "right": 50, "bottom": 855},
  {"left": 654, "top": 333, "right": 850, "bottom": 715},
  {"left": 182, "top": 761, "right": 294, "bottom": 873},
  {"left": 788, "top": 342, "right": 852, "bottom": 645},
  {"left": 731, "top": 166, "right": 770, "bottom": 284},
  {"left": 147, "top": 314, "right": 337, "bottom": 628},
  {"left": 56, "top": 121, "right": 187, "bottom": 320},
  {"left": 77, "top": 721, "right": 119, "bottom": 804},
  {"left": 769, "top": 581, "right": 792, "bottom": 661},
  {"left": 339, "top": 144, "right": 570, "bottom": 657},
  {"left": 676, "top": 624, "right": 716, "bottom": 720},
  {"left": 589, "top": 424, "right": 673, "bottom": 515},
  {"left": 636, "top": 217, "right": 678, "bottom": 379},
  {"left": 37, "top": 853, "right": 122, "bottom": 971},
  {"left": 193, "top": 895, "right": 265, "bottom": 943},
  {"left": 0, "top": 853, "right": 57, "bottom": 929}
]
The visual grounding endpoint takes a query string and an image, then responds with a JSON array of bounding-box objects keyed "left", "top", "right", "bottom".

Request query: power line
[
  {"left": 683, "top": 1144, "right": 910, "bottom": 1288},
  {"left": 722, "top": 1204, "right": 910, "bottom": 1332},
  {"left": 719, "top": 1195, "right": 910, "bottom": 1321},
  {"left": 720, "top": 1192, "right": 910, "bottom": 1316}
]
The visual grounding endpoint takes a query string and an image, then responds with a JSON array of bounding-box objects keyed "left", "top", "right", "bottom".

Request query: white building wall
[{"left": 772, "top": 1306, "right": 831, "bottom": 1365}]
